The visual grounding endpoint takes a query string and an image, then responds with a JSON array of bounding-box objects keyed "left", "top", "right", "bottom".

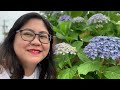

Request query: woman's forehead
[{"left": 20, "top": 19, "right": 49, "bottom": 33}]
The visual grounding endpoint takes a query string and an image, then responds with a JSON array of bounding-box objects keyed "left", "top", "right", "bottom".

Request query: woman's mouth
[{"left": 27, "top": 49, "right": 42, "bottom": 55}]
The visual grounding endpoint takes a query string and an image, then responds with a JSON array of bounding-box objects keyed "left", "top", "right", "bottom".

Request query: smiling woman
[{"left": 0, "top": 12, "right": 56, "bottom": 79}]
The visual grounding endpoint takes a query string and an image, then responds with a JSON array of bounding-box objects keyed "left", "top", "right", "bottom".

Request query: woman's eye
[
  {"left": 40, "top": 35, "right": 48, "bottom": 39},
  {"left": 23, "top": 33, "right": 33, "bottom": 37},
  {"left": 40, "top": 36, "right": 46, "bottom": 39}
]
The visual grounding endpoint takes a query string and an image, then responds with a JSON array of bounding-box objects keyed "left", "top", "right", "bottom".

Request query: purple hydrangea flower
[
  {"left": 88, "top": 13, "right": 110, "bottom": 25},
  {"left": 58, "top": 15, "right": 72, "bottom": 21},
  {"left": 84, "top": 36, "right": 120, "bottom": 60}
]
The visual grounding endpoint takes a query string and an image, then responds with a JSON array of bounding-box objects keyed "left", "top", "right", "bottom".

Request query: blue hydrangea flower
[
  {"left": 88, "top": 13, "right": 110, "bottom": 25},
  {"left": 72, "top": 16, "right": 85, "bottom": 23},
  {"left": 83, "top": 36, "right": 120, "bottom": 60},
  {"left": 53, "top": 42, "right": 77, "bottom": 55},
  {"left": 58, "top": 15, "right": 72, "bottom": 21}
]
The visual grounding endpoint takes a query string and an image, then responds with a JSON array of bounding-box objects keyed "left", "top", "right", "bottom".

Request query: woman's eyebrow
[
  {"left": 39, "top": 31, "right": 49, "bottom": 34},
  {"left": 22, "top": 28, "right": 49, "bottom": 34}
]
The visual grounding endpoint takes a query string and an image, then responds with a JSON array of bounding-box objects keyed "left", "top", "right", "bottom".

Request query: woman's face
[{"left": 13, "top": 18, "right": 50, "bottom": 66}]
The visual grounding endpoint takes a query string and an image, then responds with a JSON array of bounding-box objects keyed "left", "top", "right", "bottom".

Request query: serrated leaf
[
  {"left": 103, "top": 66, "right": 120, "bottom": 79},
  {"left": 53, "top": 26, "right": 59, "bottom": 33},
  {"left": 77, "top": 48, "right": 91, "bottom": 62},
  {"left": 54, "top": 55, "right": 67, "bottom": 69},
  {"left": 57, "top": 66, "right": 77, "bottom": 79},
  {"left": 72, "top": 41, "right": 83, "bottom": 50},
  {"left": 77, "top": 61, "right": 100, "bottom": 75},
  {"left": 56, "top": 32, "right": 65, "bottom": 39},
  {"left": 69, "top": 32, "right": 78, "bottom": 40},
  {"left": 58, "top": 21, "right": 72, "bottom": 35}
]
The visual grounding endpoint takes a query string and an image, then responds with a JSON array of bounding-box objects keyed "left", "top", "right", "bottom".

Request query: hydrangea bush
[
  {"left": 42, "top": 11, "right": 120, "bottom": 79},
  {"left": 53, "top": 42, "right": 78, "bottom": 79}
]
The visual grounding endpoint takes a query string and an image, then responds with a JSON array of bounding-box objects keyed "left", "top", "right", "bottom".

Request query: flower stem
[
  {"left": 99, "top": 58, "right": 104, "bottom": 79},
  {"left": 68, "top": 59, "right": 72, "bottom": 68}
]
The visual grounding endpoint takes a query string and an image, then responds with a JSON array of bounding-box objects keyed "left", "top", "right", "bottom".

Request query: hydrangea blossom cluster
[
  {"left": 58, "top": 15, "right": 72, "bottom": 21},
  {"left": 72, "top": 16, "right": 85, "bottom": 23},
  {"left": 53, "top": 42, "right": 77, "bottom": 55},
  {"left": 88, "top": 13, "right": 110, "bottom": 25},
  {"left": 84, "top": 36, "right": 120, "bottom": 60}
]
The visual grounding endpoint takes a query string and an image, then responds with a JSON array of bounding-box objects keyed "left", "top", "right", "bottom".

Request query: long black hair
[{"left": 0, "top": 12, "right": 56, "bottom": 79}]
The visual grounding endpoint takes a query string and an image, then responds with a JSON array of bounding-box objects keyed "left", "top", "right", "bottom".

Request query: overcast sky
[{"left": 0, "top": 11, "right": 40, "bottom": 43}]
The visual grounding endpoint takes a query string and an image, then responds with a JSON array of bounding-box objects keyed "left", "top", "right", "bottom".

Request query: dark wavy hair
[{"left": 0, "top": 12, "right": 56, "bottom": 79}]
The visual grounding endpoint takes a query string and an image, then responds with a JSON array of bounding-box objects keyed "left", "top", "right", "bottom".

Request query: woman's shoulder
[{"left": 0, "top": 65, "right": 10, "bottom": 79}]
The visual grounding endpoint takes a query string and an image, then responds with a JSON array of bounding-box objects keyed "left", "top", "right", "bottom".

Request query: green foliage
[
  {"left": 77, "top": 60, "right": 100, "bottom": 75},
  {"left": 57, "top": 66, "right": 78, "bottom": 79},
  {"left": 45, "top": 11, "right": 120, "bottom": 79},
  {"left": 103, "top": 66, "right": 120, "bottom": 79},
  {"left": 77, "top": 48, "right": 91, "bottom": 62}
]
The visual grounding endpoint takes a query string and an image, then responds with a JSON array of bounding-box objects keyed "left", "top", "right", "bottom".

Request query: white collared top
[{"left": 0, "top": 66, "right": 40, "bottom": 79}]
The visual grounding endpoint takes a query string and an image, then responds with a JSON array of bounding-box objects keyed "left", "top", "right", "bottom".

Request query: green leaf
[
  {"left": 56, "top": 32, "right": 65, "bottom": 39},
  {"left": 58, "top": 21, "right": 72, "bottom": 35},
  {"left": 77, "top": 61, "right": 100, "bottom": 75},
  {"left": 58, "top": 61, "right": 65, "bottom": 69},
  {"left": 53, "top": 26, "right": 59, "bottom": 33},
  {"left": 65, "top": 36, "right": 78, "bottom": 43},
  {"left": 65, "top": 37, "right": 73, "bottom": 43},
  {"left": 82, "top": 35, "right": 93, "bottom": 42},
  {"left": 77, "top": 48, "right": 91, "bottom": 62},
  {"left": 54, "top": 55, "right": 67, "bottom": 69},
  {"left": 71, "top": 11, "right": 83, "bottom": 18},
  {"left": 57, "top": 66, "right": 78, "bottom": 79},
  {"left": 72, "top": 41, "right": 83, "bottom": 50},
  {"left": 54, "top": 54, "right": 74, "bottom": 69},
  {"left": 69, "top": 31, "right": 79, "bottom": 41},
  {"left": 103, "top": 66, "right": 120, "bottom": 79}
]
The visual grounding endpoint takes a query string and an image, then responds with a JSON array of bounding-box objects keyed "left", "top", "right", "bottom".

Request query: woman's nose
[{"left": 30, "top": 35, "right": 42, "bottom": 46}]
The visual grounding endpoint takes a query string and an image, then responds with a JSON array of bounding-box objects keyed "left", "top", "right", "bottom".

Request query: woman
[{"left": 0, "top": 12, "right": 56, "bottom": 79}]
